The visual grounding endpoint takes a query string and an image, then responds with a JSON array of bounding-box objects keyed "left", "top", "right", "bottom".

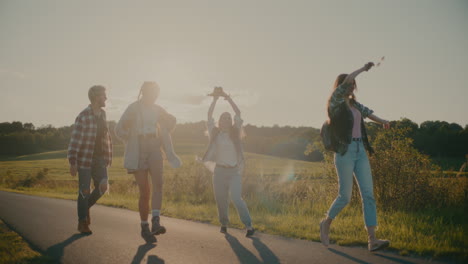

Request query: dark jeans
[{"left": 77, "top": 157, "right": 108, "bottom": 221}]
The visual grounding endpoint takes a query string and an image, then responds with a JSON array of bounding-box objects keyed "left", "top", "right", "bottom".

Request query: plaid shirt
[
  {"left": 328, "top": 82, "right": 374, "bottom": 119},
  {"left": 68, "top": 105, "right": 112, "bottom": 169},
  {"left": 328, "top": 82, "right": 374, "bottom": 155}
]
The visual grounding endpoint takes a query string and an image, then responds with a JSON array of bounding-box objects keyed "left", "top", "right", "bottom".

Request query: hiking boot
[
  {"left": 246, "top": 228, "right": 255, "bottom": 237},
  {"left": 77, "top": 220, "right": 92, "bottom": 235},
  {"left": 368, "top": 239, "right": 390, "bottom": 252},
  {"left": 220, "top": 226, "right": 227, "bottom": 233},
  {"left": 319, "top": 219, "right": 330, "bottom": 247},
  {"left": 151, "top": 216, "right": 166, "bottom": 235},
  {"left": 141, "top": 223, "right": 157, "bottom": 244}
]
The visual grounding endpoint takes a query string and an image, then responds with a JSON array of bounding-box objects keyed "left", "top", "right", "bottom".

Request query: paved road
[{"left": 0, "top": 191, "right": 449, "bottom": 264}]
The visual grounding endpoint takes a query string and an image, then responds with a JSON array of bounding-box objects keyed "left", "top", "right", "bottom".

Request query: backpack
[{"left": 320, "top": 120, "right": 335, "bottom": 151}]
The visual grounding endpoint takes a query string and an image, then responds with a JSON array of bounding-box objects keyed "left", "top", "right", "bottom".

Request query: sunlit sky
[{"left": 1, "top": 0, "right": 467, "bottom": 128}]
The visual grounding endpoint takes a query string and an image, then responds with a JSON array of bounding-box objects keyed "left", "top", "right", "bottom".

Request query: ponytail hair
[{"left": 138, "top": 81, "right": 160, "bottom": 100}]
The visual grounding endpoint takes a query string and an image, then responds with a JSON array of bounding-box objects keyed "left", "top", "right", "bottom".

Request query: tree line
[{"left": 0, "top": 119, "right": 467, "bottom": 168}]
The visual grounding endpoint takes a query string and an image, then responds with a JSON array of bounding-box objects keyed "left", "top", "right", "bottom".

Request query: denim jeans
[
  {"left": 327, "top": 140, "right": 377, "bottom": 227},
  {"left": 213, "top": 165, "right": 252, "bottom": 228},
  {"left": 77, "top": 157, "right": 108, "bottom": 221}
]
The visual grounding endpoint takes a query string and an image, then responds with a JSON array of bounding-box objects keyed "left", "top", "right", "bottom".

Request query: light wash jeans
[
  {"left": 213, "top": 165, "right": 252, "bottom": 228},
  {"left": 327, "top": 140, "right": 377, "bottom": 227},
  {"left": 77, "top": 157, "right": 108, "bottom": 221}
]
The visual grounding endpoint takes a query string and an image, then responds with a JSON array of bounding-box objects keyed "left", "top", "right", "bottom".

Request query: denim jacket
[{"left": 202, "top": 115, "right": 245, "bottom": 173}]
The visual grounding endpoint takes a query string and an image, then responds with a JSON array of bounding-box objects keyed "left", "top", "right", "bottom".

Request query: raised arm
[
  {"left": 342, "top": 62, "right": 374, "bottom": 84},
  {"left": 224, "top": 95, "right": 241, "bottom": 116},
  {"left": 208, "top": 96, "right": 219, "bottom": 120}
]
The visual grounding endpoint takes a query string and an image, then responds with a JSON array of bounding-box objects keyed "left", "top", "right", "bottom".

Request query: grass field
[
  {"left": 0, "top": 220, "right": 55, "bottom": 264},
  {"left": 0, "top": 143, "right": 466, "bottom": 263}
]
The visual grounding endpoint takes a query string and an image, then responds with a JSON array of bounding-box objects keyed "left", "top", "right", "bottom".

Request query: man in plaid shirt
[{"left": 68, "top": 85, "right": 112, "bottom": 234}]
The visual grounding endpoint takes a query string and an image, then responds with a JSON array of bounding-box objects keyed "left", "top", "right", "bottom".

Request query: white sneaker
[{"left": 368, "top": 239, "right": 390, "bottom": 252}]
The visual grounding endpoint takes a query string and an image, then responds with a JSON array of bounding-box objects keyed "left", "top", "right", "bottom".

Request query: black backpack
[{"left": 320, "top": 120, "right": 335, "bottom": 151}]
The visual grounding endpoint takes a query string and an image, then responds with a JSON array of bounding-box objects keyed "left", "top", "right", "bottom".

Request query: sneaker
[
  {"left": 77, "top": 220, "right": 92, "bottom": 235},
  {"left": 151, "top": 216, "right": 167, "bottom": 235},
  {"left": 141, "top": 223, "right": 157, "bottom": 244},
  {"left": 319, "top": 219, "right": 330, "bottom": 247},
  {"left": 246, "top": 228, "right": 255, "bottom": 237},
  {"left": 220, "top": 226, "right": 227, "bottom": 233},
  {"left": 368, "top": 239, "right": 390, "bottom": 252}
]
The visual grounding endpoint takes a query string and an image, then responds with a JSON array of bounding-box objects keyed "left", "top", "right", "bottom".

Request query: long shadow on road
[
  {"left": 328, "top": 248, "right": 371, "bottom": 264},
  {"left": 44, "top": 233, "right": 86, "bottom": 262},
  {"left": 373, "top": 253, "right": 416, "bottom": 264},
  {"left": 131, "top": 243, "right": 165, "bottom": 264},
  {"left": 328, "top": 248, "right": 417, "bottom": 264},
  {"left": 224, "top": 233, "right": 281, "bottom": 264},
  {"left": 225, "top": 233, "right": 260, "bottom": 263},
  {"left": 249, "top": 237, "right": 281, "bottom": 264}
]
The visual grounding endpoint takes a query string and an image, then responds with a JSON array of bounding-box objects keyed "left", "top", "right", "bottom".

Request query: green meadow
[{"left": 0, "top": 142, "right": 466, "bottom": 263}]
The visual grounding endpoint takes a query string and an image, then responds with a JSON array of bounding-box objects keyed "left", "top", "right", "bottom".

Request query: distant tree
[{"left": 23, "top": 123, "right": 35, "bottom": 131}]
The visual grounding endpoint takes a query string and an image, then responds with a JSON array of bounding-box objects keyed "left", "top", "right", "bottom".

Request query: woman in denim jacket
[
  {"left": 320, "top": 62, "right": 391, "bottom": 252},
  {"left": 115, "top": 81, "right": 181, "bottom": 243},
  {"left": 203, "top": 88, "right": 255, "bottom": 237}
]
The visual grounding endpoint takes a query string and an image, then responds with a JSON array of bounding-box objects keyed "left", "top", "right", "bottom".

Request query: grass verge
[{"left": 0, "top": 219, "right": 55, "bottom": 264}]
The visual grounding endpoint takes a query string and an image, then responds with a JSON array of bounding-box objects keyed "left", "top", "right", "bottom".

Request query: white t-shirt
[
  {"left": 206, "top": 114, "right": 243, "bottom": 167},
  {"left": 215, "top": 132, "right": 238, "bottom": 166},
  {"left": 139, "top": 103, "right": 160, "bottom": 135}
]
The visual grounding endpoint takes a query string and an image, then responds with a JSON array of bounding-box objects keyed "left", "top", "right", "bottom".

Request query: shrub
[
  {"left": 370, "top": 128, "right": 467, "bottom": 211},
  {"left": 1, "top": 168, "right": 49, "bottom": 189},
  {"left": 309, "top": 127, "right": 467, "bottom": 212},
  {"left": 369, "top": 128, "right": 438, "bottom": 210}
]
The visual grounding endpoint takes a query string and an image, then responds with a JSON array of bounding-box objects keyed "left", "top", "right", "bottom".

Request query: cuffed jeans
[
  {"left": 327, "top": 141, "right": 377, "bottom": 227},
  {"left": 213, "top": 165, "right": 252, "bottom": 228},
  {"left": 77, "top": 157, "right": 108, "bottom": 221}
]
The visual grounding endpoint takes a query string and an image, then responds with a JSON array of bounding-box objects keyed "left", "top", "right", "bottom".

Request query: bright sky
[{"left": 1, "top": 0, "right": 467, "bottom": 128}]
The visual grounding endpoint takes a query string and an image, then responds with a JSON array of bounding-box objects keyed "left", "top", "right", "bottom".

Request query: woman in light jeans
[
  {"left": 202, "top": 88, "right": 254, "bottom": 237},
  {"left": 116, "top": 81, "right": 181, "bottom": 243},
  {"left": 320, "top": 62, "right": 391, "bottom": 251}
]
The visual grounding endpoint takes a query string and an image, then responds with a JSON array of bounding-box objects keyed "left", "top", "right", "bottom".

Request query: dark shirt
[{"left": 93, "top": 113, "right": 106, "bottom": 158}]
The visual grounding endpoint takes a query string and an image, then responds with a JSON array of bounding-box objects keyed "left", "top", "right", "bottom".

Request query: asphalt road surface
[{"left": 0, "top": 191, "right": 450, "bottom": 264}]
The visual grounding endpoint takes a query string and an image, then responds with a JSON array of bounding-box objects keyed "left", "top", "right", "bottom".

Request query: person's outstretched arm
[
  {"left": 368, "top": 114, "right": 390, "bottom": 129},
  {"left": 222, "top": 93, "right": 244, "bottom": 130},
  {"left": 208, "top": 96, "right": 219, "bottom": 120},
  {"left": 342, "top": 62, "right": 374, "bottom": 84},
  {"left": 206, "top": 96, "right": 219, "bottom": 136},
  {"left": 224, "top": 94, "right": 241, "bottom": 116},
  {"left": 329, "top": 62, "right": 375, "bottom": 118}
]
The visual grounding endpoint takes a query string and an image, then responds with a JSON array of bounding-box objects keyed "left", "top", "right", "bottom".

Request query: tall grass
[{"left": 0, "top": 129, "right": 467, "bottom": 262}]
